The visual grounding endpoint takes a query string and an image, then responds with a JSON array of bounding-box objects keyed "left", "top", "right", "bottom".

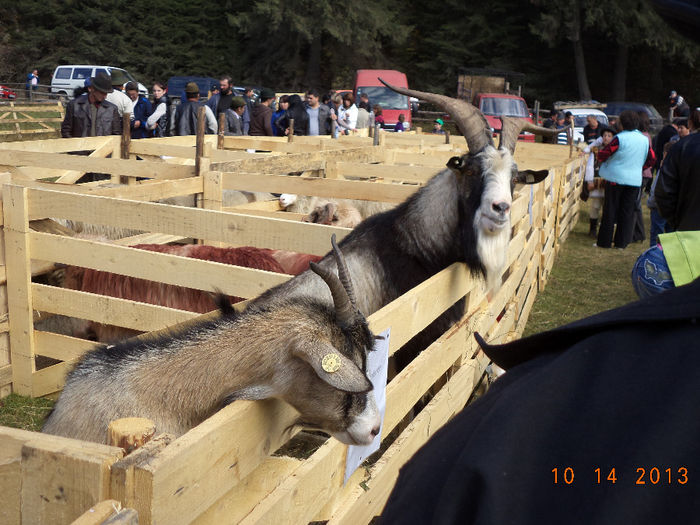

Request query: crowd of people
[{"left": 60, "top": 72, "right": 417, "bottom": 140}]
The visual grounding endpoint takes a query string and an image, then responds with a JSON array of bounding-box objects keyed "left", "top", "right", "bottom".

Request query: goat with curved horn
[
  {"left": 498, "top": 117, "right": 568, "bottom": 153},
  {"left": 309, "top": 234, "right": 358, "bottom": 326},
  {"left": 378, "top": 78, "right": 493, "bottom": 153}
]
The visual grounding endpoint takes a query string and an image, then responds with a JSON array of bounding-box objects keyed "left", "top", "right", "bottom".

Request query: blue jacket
[
  {"left": 130, "top": 96, "right": 153, "bottom": 139},
  {"left": 599, "top": 130, "right": 649, "bottom": 186}
]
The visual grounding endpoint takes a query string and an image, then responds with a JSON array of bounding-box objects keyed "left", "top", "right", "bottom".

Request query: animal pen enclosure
[{"left": 0, "top": 131, "right": 582, "bottom": 524}]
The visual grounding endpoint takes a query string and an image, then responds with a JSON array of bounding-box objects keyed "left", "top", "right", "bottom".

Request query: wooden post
[
  {"left": 534, "top": 100, "right": 541, "bottom": 126},
  {"left": 121, "top": 112, "right": 131, "bottom": 160},
  {"left": 288, "top": 118, "right": 295, "bottom": 142},
  {"left": 2, "top": 184, "right": 35, "bottom": 395},
  {"left": 108, "top": 418, "right": 156, "bottom": 454},
  {"left": 195, "top": 105, "right": 207, "bottom": 176},
  {"left": 368, "top": 123, "right": 374, "bottom": 138},
  {"left": 445, "top": 130, "right": 450, "bottom": 144},
  {"left": 373, "top": 124, "right": 380, "bottom": 146},
  {"left": 217, "top": 112, "right": 226, "bottom": 149}
]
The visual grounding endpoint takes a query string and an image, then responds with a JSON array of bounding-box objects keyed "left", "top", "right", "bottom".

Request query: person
[
  {"left": 249, "top": 87, "right": 275, "bottom": 136},
  {"left": 61, "top": 72, "right": 121, "bottom": 138},
  {"left": 224, "top": 96, "right": 246, "bottom": 135},
  {"left": 676, "top": 118, "right": 690, "bottom": 138},
  {"left": 382, "top": 276, "right": 700, "bottom": 525},
  {"left": 271, "top": 95, "right": 289, "bottom": 136},
  {"left": 373, "top": 104, "right": 385, "bottom": 129},
  {"left": 173, "top": 81, "right": 217, "bottom": 136},
  {"left": 305, "top": 89, "right": 331, "bottom": 135},
  {"left": 206, "top": 76, "right": 234, "bottom": 119},
  {"left": 654, "top": 108, "right": 700, "bottom": 233},
  {"left": 242, "top": 86, "right": 256, "bottom": 135},
  {"left": 25, "top": 69, "right": 38, "bottom": 99},
  {"left": 582, "top": 126, "right": 614, "bottom": 237},
  {"left": 646, "top": 141, "right": 675, "bottom": 247},
  {"left": 541, "top": 108, "right": 559, "bottom": 144},
  {"left": 595, "top": 110, "right": 656, "bottom": 249},
  {"left": 582, "top": 114, "right": 601, "bottom": 144},
  {"left": 394, "top": 113, "right": 406, "bottom": 133},
  {"left": 358, "top": 92, "right": 371, "bottom": 112},
  {"left": 652, "top": 120, "right": 679, "bottom": 172},
  {"left": 555, "top": 113, "right": 568, "bottom": 145},
  {"left": 432, "top": 118, "right": 445, "bottom": 134},
  {"left": 337, "top": 92, "right": 358, "bottom": 135},
  {"left": 125, "top": 81, "right": 153, "bottom": 139},
  {"left": 329, "top": 92, "right": 343, "bottom": 137},
  {"left": 146, "top": 81, "right": 171, "bottom": 137},
  {"left": 669, "top": 90, "right": 690, "bottom": 118},
  {"left": 276, "top": 94, "right": 308, "bottom": 136},
  {"left": 105, "top": 70, "right": 133, "bottom": 118}
]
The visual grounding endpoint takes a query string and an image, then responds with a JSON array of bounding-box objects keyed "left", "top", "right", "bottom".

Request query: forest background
[{"left": 0, "top": 0, "right": 698, "bottom": 112}]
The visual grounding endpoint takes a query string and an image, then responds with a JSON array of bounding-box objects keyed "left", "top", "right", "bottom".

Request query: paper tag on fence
[{"left": 344, "top": 328, "right": 390, "bottom": 484}]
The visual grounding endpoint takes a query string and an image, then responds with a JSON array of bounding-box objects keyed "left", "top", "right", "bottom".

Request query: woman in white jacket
[{"left": 337, "top": 93, "right": 358, "bottom": 135}]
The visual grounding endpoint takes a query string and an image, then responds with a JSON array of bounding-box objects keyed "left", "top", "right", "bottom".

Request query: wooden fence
[
  {"left": 0, "top": 132, "right": 583, "bottom": 523},
  {"left": 0, "top": 102, "right": 65, "bottom": 140}
]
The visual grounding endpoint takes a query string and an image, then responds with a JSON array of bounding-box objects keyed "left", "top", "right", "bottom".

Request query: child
[
  {"left": 395, "top": 114, "right": 405, "bottom": 132},
  {"left": 583, "top": 126, "right": 614, "bottom": 237},
  {"left": 433, "top": 118, "right": 445, "bottom": 134}
]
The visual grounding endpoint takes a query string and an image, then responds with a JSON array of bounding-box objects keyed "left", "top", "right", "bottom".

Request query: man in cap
[
  {"left": 224, "top": 96, "right": 246, "bottom": 135},
  {"left": 249, "top": 87, "right": 276, "bottom": 136},
  {"left": 61, "top": 72, "right": 121, "bottom": 138},
  {"left": 173, "top": 81, "right": 217, "bottom": 136},
  {"left": 432, "top": 118, "right": 445, "bottom": 134},
  {"left": 105, "top": 69, "right": 133, "bottom": 117},
  {"left": 126, "top": 81, "right": 153, "bottom": 139}
]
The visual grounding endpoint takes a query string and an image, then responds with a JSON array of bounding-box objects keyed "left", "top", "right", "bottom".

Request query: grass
[
  {"left": 523, "top": 202, "right": 649, "bottom": 336},
  {"left": 0, "top": 202, "right": 650, "bottom": 432}
]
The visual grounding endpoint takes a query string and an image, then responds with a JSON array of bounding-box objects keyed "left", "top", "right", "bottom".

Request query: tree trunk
[
  {"left": 305, "top": 34, "right": 322, "bottom": 88},
  {"left": 570, "top": 3, "right": 592, "bottom": 100},
  {"left": 611, "top": 44, "right": 628, "bottom": 101}
]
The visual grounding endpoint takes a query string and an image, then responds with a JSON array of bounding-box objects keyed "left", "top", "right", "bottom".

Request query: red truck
[
  {"left": 354, "top": 69, "right": 412, "bottom": 131},
  {"left": 472, "top": 93, "right": 535, "bottom": 142}
]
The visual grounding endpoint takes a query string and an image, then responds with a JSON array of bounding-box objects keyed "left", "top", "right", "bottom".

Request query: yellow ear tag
[{"left": 322, "top": 353, "right": 341, "bottom": 373}]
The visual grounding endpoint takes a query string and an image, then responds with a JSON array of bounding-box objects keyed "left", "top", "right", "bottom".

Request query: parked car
[
  {"left": 0, "top": 85, "right": 17, "bottom": 100},
  {"left": 473, "top": 93, "right": 534, "bottom": 141},
  {"left": 51, "top": 65, "right": 148, "bottom": 97},
  {"left": 603, "top": 101, "right": 664, "bottom": 135},
  {"left": 561, "top": 108, "right": 609, "bottom": 143}
]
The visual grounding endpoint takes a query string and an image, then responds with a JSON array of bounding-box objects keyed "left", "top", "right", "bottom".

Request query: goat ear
[
  {"left": 513, "top": 169, "right": 549, "bottom": 185},
  {"left": 292, "top": 342, "right": 372, "bottom": 393}
]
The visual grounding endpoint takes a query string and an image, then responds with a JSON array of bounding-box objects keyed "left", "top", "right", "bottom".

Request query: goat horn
[
  {"left": 379, "top": 78, "right": 493, "bottom": 153},
  {"left": 498, "top": 117, "right": 566, "bottom": 153},
  {"left": 309, "top": 235, "right": 357, "bottom": 326}
]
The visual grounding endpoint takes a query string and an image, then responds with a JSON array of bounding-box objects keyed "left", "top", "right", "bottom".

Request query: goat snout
[
  {"left": 492, "top": 201, "right": 510, "bottom": 214},
  {"left": 370, "top": 424, "right": 381, "bottom": 438}
]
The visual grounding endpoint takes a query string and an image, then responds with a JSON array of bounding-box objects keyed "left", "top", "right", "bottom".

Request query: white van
[{"left": 50, "top": 65, "right": 148, "bottom": 97}]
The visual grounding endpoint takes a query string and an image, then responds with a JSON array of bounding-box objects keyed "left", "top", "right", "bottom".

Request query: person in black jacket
[
  {"left": 382, "top": 277, "right": 700, "bottom": 525},
  {"left": 60, "top": 72, "right": 121, "bottom": 138},
  {"left": 173, "top": 82, "right": 217, "bottom": 136},
  {"left": 654, "top": 108, "right": 700, "bottom": 231}
]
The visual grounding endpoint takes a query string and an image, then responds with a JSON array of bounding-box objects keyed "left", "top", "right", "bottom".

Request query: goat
[
  {"left": 43, "top": 237, "right": 381, "bottom": 445},
  {"left": 253, "top": 82, "right": 557, "bottom": 367},
  {"left": 304, "top": 201, "right": 363, "bottom": 228},
  {"left": 62, "top": 243, "right": 321, "bottom": 342}
]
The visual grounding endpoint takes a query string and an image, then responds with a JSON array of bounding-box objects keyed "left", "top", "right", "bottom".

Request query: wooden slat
[
  {"left": 25, "top": 186, "right": 349, "bottom": 255},
  {"left": 30, "top": 232, "right": 291, "bottom": 299},
  {"left": 55, "top": 137, "right": 117, "bottom": 184},
  {"left": 0, "top": 150, "right": 194, "bottom": 180},
  {"left": 333, "top": 161, "right": 440, "bottom": 183},
  {"left": 34, "top": 331, "right": 99, "bottom": 362},
  {"left": 32, "top": 284, "right": 199, "bottom": 332},
  {"left": 222, "top": 172, "right": 418, "bottom": 203},
  {"left": 3, "top": 185, "right": 35, "bottom": 395}
]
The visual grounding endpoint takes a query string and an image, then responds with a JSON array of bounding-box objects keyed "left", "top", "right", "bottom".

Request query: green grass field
[{"left": 0, "top": 202, "right": 651, "bottom": 432}]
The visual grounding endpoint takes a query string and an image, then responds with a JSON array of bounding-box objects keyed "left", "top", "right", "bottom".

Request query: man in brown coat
[
  {"left": 61, "top": 72, "right": 121, "bottom": 138},
  {"left": 249, "top": 87, "right": 275, "bottom": 136}
]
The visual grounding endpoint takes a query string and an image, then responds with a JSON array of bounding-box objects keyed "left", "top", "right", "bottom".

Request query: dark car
[
  {"left": 0, "top": 84, "right": 17, "bottom": 99},
  {"left": 166, "top": 76, "right": 219, "bottom": 101},
  {"left": 603, "top": 101, "right": 664, "bottom": 135}
]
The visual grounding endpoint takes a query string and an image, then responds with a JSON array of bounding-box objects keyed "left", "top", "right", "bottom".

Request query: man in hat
[
  {"left": 61, "top": 72, "right": 121, "bottom": 138},
  {"left": 432, "top": 118, "right": 445, "bottom": 134},
  {"left": 105, "top": 69, "right": 133, "bottom": 118},
  {"left": 173, "top": 81, "right": 217, "bottom": 136},
  {"left": 669, "top": 90, "right": 690, "bottom": 118},
  {"left": 249, "top": 87, "right": 276, "bottom": 136},
  {"left": 224, "top": 96, "right": 246, "bottom": 136}
]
